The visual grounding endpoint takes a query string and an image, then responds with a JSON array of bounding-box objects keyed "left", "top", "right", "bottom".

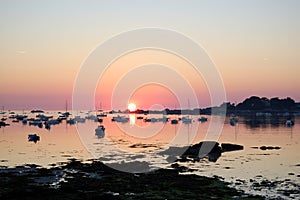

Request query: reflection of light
[{"left": 129, "top": 114, "right": 136, "bottom": 125}]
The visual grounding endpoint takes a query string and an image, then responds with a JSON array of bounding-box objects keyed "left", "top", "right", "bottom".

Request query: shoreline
[{"left": 0, "top": 159, "right": 264, "bottom": 200}]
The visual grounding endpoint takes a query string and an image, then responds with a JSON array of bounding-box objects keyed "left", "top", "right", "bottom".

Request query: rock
[
  {"left": 221, "top": 143, "right": 244, "bottom": 152},
  {"left": 182, "top": 141, "right": 222, "bottom": 162},
  {"left": 260, "top": 146, "right": 267, "bottom": 150},
  {"left": 259, "top": 146, "right": 281, "bottom": 150}
]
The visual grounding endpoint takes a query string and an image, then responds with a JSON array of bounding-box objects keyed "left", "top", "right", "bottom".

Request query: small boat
[
  {"left": 86, "top": 115, "right": 98, "bottom": 121},
  {"left": 97, "top": 113, "right": 107, "bottom": 117},
  {"left": 66, "top": 118, "right": 75, "bottom": 125},
  {"left": 29, "top": 120, "right": 43, "bottom": 128},
  {"left": 22, "top": 118, "right": 27, "bottom": 125},
  {"left": 171, "top": 119, "right": 178, "bottom": 124},
  {"left": 285, "top": 120, "right": 294, "bottom": 127},
  {"left": 31, "top": 110, "right": 44, "bottom": 113},
  {"left": 28, "top": 134, "right": 40, "bottom": 143},
  {"left": 111, "top": 116, "right": 129, "bottom": 123},
  {"left": 95, "top": 125, "right": 105, "bottom": 138},
  {"left": 143, "top": 118, "right": 152, "bottom": 122},
  {"left": 45, "top": 122, "right": 51, "bottom": 130},
  {"left": 15, "top": 115, "right": 27, "bottom": 121},
  {"left": 182, "top": 116, "right": 192, "bottom": 124},
  {"left": 158, "top": 117, "right": 168, "bottom": 122},
  {"left": 0, "top": 121, "right": 10, "bottom": 127},
  {"left": 74, "top": 116, "right": 86, "bottom": 123},
  {"left": 198, "top": 117, "right": 208, "bottom": 122},
  {"left": 36, "top": 114, "right": 53, "bottom": 121},
  {"left": 230, "top": 117, "right": 238, "bottom": 126}
]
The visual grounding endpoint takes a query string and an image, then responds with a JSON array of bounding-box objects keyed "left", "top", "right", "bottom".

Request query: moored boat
[{"left": 95, "top": 125, "right": 105, "bottom": 138}]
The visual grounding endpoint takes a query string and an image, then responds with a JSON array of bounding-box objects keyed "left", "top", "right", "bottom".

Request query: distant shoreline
[{"left": 1, "top": 96, "right": 300, "bottom": 117}]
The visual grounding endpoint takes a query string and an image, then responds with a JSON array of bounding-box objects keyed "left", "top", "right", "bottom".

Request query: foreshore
[{"left": 0, "top": 159, "right": 264, "bottom": 200}]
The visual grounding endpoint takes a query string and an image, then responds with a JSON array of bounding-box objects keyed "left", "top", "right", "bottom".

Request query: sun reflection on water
[{"left": 129, "top": 114, "right": 135, "bottom": 126}]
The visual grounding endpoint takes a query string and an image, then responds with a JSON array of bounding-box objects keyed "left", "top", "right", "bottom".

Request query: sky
[{"left": 0, "top": 0, "right": 299, "bottom": 110}]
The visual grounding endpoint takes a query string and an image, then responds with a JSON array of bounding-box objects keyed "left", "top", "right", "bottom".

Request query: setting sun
[{"left": 128, "top": 103, "right": 137, "bottom": 112}]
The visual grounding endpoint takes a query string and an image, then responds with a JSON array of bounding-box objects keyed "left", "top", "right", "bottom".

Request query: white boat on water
[
  {"left": 95, "top": 125, "right": 105, "bottom": 138},
  {"left": 182, "top": 116, "right": 192, "bottom": 124},
  {"left": 285, "top": 120, "right": 294, "bottom": 127},
  {"left": 74, "top": 116, "right": 86, "bottom": 123},
  {"left": 111, "top": 116, "right": 129, "bottom": 123}
]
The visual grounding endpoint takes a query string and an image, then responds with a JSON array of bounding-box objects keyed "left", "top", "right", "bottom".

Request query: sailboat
[
  {"left": 61, "top": 100, "right": 71, "bottom": 118},
  {"left": 170, "top": 103, "right": 179, "bottom": 125},
  {"left": 97, "top": 103, "right": 108, "bottom": 117},
  {"left": 182, "top": 99, "right": 192, "bottom": 124},
  {"left": 0, "top": 106, "right": 5, "bottom": 115}
]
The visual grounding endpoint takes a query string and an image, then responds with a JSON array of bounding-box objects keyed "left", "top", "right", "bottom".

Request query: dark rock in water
[
  {"left": 180, "top": 141, "right": 235, "bottom": 162},
  {"left": 260, "top": 146, "right": 281, "bottom": 150},
  {"left": 181, "top": 141, "right": 221, "bottom": 162},
  {"left": 260, "top": 146, "right": 267, "bottom": 150},
  {"left": 162, "top": 141, "right": 244, "bottom": 163},
  {"left": 182, "top": 141, "right": 219, "bottom": 158},
  {"left": 221, "top": 143, "right": 244, "bottom": 152},
  {"left": 207, "top": 146, "right": 222, "bottom": 162}
]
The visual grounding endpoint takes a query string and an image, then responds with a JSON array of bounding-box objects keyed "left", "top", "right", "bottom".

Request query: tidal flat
[{"left": 0, "top": 159, "right": 264, "bottom": 200}]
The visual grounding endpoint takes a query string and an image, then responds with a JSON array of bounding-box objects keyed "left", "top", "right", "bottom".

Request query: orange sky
[{"left": 0, "top": 1, "right": 299, "bottom": 110}]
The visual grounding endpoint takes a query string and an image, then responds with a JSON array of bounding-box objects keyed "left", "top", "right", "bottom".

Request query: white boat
[
  {"left": 86, "top": 115, "right": 98, "bottom": 121},
  {"left": 74, "top": 116, "right": 86, "bottom": 123},
  {"left": 158, "top": 117, "right": 168, "bottom": 122},
  {"left": 285, "top": 120, "right": 294, "bottom": 127},
  {"left": 111, "top": 116, "right": 129, "bottom": 123},
  {"left": 95, "top": 125, "right": 105, "bottom": 138},
  {"left": 182, "top": 116, "right": 192, "bottom": 124}
]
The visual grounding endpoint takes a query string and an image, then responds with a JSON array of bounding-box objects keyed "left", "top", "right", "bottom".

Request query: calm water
[{"left": 0, "top": 111, "right": 299, "bottom": 198}]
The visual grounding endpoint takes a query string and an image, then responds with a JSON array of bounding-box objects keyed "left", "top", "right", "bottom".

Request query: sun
[{"left": 128, "top": 103, "right": 137, "bottom": 112}]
